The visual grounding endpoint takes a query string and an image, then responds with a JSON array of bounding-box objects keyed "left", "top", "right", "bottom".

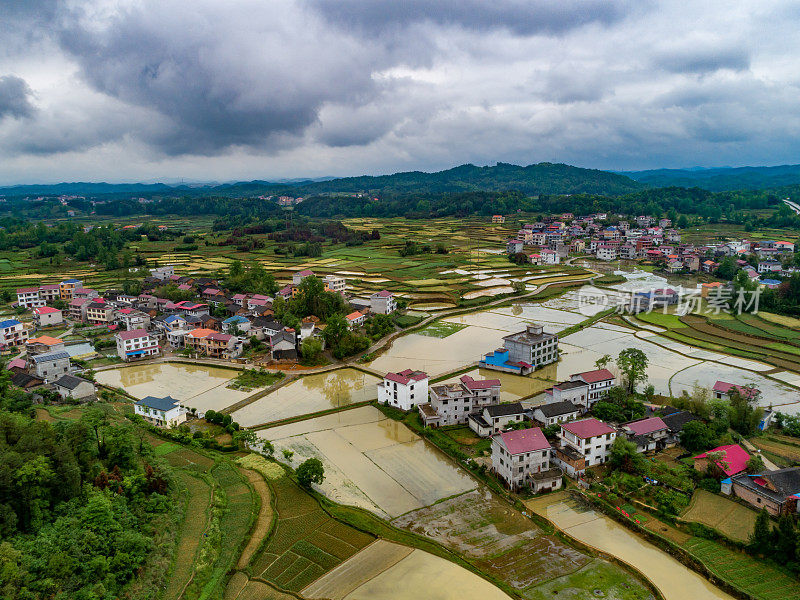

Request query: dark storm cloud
[
  {"left": 0, "top": 76, "right": 35, "bottom": 119},
  {"left": 306, "top": 0, "right": 639, "bottom": 35},
  {"left": 653, "top": 45, "right": 751, "bottom": 74}
]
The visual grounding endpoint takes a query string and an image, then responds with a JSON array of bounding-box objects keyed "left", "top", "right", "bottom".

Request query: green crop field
[
  {"left": 682, "top": 538, "right": 800, "bottom": 600},
  {"left": 417, "top": 320, "right": 469, "bottom": 338},
  {"left": 681, "top": 490, "right": 758, "bottom": 543}
]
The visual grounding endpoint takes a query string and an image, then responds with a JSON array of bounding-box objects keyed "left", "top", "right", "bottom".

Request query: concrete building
[
  {"left": 622, "top": 417, "right": 670, "bottom": 452},
  {"left": 468, "top": 402, "right": 525, "bottom": 437},
  {"left": 292, "top": 269, "right": 315, "bottom": 285},
  {"left": 31, "top": 351, "right": 71, "bottom": 382},
  {"left": 26, "top": 336, "right": 66, "bottom": 355},
  {"left": 481, "top": 324, "right": 558, "bottom": 375},
  {"left": 16, "top": 287, "right": 45, "bottom": 308},
  {"left": 0, "top": 319, "right": 28, "bottom": 348},
  {"left": 270, "top": 330, "right": 297, "bottom": 361},
  {"left": 134, "top": 395, "right": 187, "bottom": 427},
  {"left": 568, "top": 369, "right": 615, "bottom": 409},
  {"left": 53, "top": 374, "right": 96, "bottom": 400},
  {"left": 492, "top": 427, "right": 561, "bottom": 492},
  {"left": 420, "top": 374, "right": 501, "bottom": 427},
  {"left": 59, "top": 279, "right": 83, "bottom": 301},
  {"left": 85, "top": 301, "right": 114, "bottom": 325},
  {"left": 560, "top": 418, "right": 617, "bottom": 467},
  {"left": 32, "top": 306, "right": 63, "bottom": 327},
  {"left": 370, "top": 290, "right": 397, "bottom": 314},
  {"left": 377, "top": 369, "right": 429, "bottom": 411},
  {"left": 149, "top": 265, "right": 175, "bottom": 281},
  {"left": 324, "top": 274, "right": 347, "bottom": 294},
  {"left": 116, "top": 329, "right": 160, "bottom": 361}
]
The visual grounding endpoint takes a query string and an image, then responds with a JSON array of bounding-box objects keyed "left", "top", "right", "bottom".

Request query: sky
[{"left": 1, "top": 0, "right": 800, "bottom": 184}]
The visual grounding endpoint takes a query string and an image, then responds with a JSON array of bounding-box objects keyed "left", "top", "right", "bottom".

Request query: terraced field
[
  {"left": 682, "top": 538, "right": 800, "bottom": 600},
  {"left": 681, "top": 490, "right": 757, "bottom": 543}
]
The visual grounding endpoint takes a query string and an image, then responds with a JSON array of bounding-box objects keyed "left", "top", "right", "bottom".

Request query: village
[{"left": 2, "top": 209, "right": 800, "bottom": 600}]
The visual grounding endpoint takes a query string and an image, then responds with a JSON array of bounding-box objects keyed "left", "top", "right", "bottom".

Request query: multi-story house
[
  {"left": 59, "top": 279, "right": 83, "bottom": 301},
  {"left": 38, "top": 284, "right": 60, "bottom": 303},
  {"left": 560, "top": 418, "right": 616, "bottom": 466},
  {"left": 116, "top": 329, "right": 160, "bottom": 361},
  {"left": 222, "top": 315, "right": 251, "bottom": 334},
  {"left": 481, "top": 323, "right": 558, "bottom": 375},
  {"left": 370, "top": 290, "right": 397, "bottom": 314},
  {"left": 134, "top": 395, "right": 187, "bottom": 427},
  {"left": 540, "top": 249, "right": 559, "bottom": 264},
  {"left": 468, "top": 402, "right": 525, "bottom": 437},
  {"left": 419, "top": 374, "right": 501, "bottom": 427},
  {"left": 507, "top": 239, "right": 524, "bottom": 254},
  {"left": 324, "top": 274, "right": 346, "bottom": 294},
  {"left": 73, "top": 287, "right": 99, "bottom": 300},
  {"left": 149, "top": 265, "right": 175, "bottom": 281},
  {"left": 31, "top": 350, "right": 71, "bottom": 382},
  {"left": 33, "top": 306, "right": 63, "bottom": 327},
  {"left": 492, "top": 427, "right": 561, "bottom": 492},
  {"left": 69, "top": 297, "right": 90, "bottom": 321},
  {"left": 492, "top": 215, "right": 505, "bottom": 223},
  {"left": 292, "top": 269, "right": 315, "bottom": 285},
  {"left": 622, "top": 417, "right": 670, "bottom": 452},
  {"left": 596, "top": 244, "right": 617, "bottom": 261},
  {"left": 17, "top": 287, "right": 45, "bottom": 308},
  {"left": 0, "top": 319, "right": 29, "bottom": 348},
  {"left": 377, "top": 369, "right": 429, "bottom": 411},
  {"left": 568, "top": 369, "right": 615, "bottom": 409},
  {"left": 26, "top": 335, "right": 66, "bottom": 355},
  {"left": 85, "top": 301, "right": 114, "bottom": 325},
  {"left": 204, "top": 332, "right": 239, "bottom": 359}
]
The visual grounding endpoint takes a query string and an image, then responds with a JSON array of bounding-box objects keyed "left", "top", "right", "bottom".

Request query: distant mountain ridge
[
  {"left": 0, "top": 162, "right": 644, "bottom": 198},
  {"left": 623, "top": 164, "right": 800, "bottom": 191}
]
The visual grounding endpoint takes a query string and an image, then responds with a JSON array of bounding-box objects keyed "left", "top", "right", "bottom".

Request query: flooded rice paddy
[
  {"left": 94, "top": 362, "right": 253, "bottom": 412},
  {"left": 304, "top": 540, "right": 512, "bottom": 600},
  {"left": 258, "top": 405, "right": 476, "bottom": 519},
  {"left": 526, "top": 495, "right": 733, "bottom": 600},
  {"left": 231, "top": 369, "right": 381, "bottom": 427}
]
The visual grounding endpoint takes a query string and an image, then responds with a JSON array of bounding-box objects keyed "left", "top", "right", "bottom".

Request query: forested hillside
[{"left": 625, "top": 164, "right": 800, "bottom": 191}]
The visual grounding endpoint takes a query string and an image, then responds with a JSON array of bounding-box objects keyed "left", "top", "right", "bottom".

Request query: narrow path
[
  {"left": 739, "top": 438, "right": 780, "bottom": 471},
  {"left": 236, "top": 468, "right": 274, "bottom": 569}
]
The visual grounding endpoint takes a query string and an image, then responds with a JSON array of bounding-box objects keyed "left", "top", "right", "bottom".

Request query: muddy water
[
  {"left": 231, "top": 369, "right": 381, "bottom": 427},
  {"left": 94, "top": 362, "right": 251, "bottom": 411},
  {"left": 530, "top": 498, "right": 733, "bottom": 600}
]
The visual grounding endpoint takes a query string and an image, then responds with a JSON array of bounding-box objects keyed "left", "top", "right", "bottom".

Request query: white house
[
  {"left": 596, "top": 245, "right": 617, "bottom": 261},
  {"left": 492, "top": 427, "right": 561, "bottom": 493},
  {"left": 345, "top": 311, "right": 366, "bottom": 329},
  {"left": 149, "top": 265, "right": 175, "bottom": 281},
  {"left": 370, "top": 290, "right": 397, "bottom": 314},
  {"left": 324, "top": 274, "right": 346, "bottom": 294},
  {"left": 468, "top": 402, "right": 526, "bottom": 437},
  {"left": 292, "top": 269, "right": 315, "bottom": 285},
  {"left": 53, "top": 374, "right": 96, "bottom": 400},
  {"left": 377, "top": 369, "right": 429, "bottom": 410},
  {"left": 16, "top": 287, "right": 45, "bottom": 308},
  {"left": 31, "top": 351, "right": 71, "bottom": 382},
  {"left": 540, "top": 249, "right": 560, "bottom": 265},
  {"left": 116, "top": 328, "right": 160, "bottom": 362},
  {"left": 134, "top": 395, "right": 188, "bottom": 427},
  {"left": 533, "top": 401, "right": 581, "bottom": 427},
  {"left": 33, "top": 306, "right": 63, "bottom": 327},
  {"left": 560, "top": 418, "right": 616, "bottom": 466},
  {"left": 568, "top": 369, "right": 615, "bottom": 409}
]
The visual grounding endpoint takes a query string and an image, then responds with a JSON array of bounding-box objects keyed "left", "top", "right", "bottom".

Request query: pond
[
  {"left": 230, "top": 368, "right": 381, "bottom": 427},
  {"left": 94, "top": 362, "right": 254, "bottom": 412},
  {"left": 527, "top": 496, "right": 733, "bottom": 600}
]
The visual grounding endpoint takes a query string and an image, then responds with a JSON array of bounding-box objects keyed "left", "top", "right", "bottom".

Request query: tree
[
  {"left": 616, "top": 348, "right": 648, "bottom": 394},
  {"left": 775, "top": 513, "right": 797, "bottom": 564},
  {"left": 512, "top": 280, "right": 526, "bottom": 294},
  {"left": 749, "top": 509, "right": 772, "bottom": 555},
  {"left": 323, "top": 314, "right": 348, "bottom": 348},
  {"left": 233, "top": 429, "right": 257, "bottom": 450},
  {"left": 679, "top": 421, "right": 716, "bottom": 453},
  {"left": 746, "top": 455, "right": 765, "bottom": 474},
  {"left": 595, "top": 354, "right": 612, "bottom": 370},
  {"left": 608, "top": 437, "right": 647, "bottom": 474},
  {"left": 301, "top": 337, "right": 323, "bottom": 361},
  {"left": 296, "top": 458, "right": 325, "bottom": 487}
]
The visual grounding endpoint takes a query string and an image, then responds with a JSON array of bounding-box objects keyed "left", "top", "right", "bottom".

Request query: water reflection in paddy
[
  {"left": 231, "top": 368, "right": 381, "bottom": 427},
  {"left": 94, "top": 362, "right": 253, "bottom": 413}
]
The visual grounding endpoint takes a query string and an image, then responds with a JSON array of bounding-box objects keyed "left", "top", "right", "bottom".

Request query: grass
[
  {"left": 682, "top": 537, "right": 800, "bottom": 600},
  {"left": 417, "top": 320, "right": 468, "bottom": 338},
  {"left": 524, "top": 559, "right": 656, "bottom": 600},
  {"left": 227, "top": 368, "right": 284, "bottom": 391},
  {"left": 681, "top": 490, "right": 757, "bottom": 543},
  {"left": 750, "top": 436, "right": 800, "bottom": 462}
]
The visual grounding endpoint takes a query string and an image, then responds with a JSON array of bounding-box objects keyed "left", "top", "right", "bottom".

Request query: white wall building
[
  {"left": 116, "top": 328, "right": 160, "bottom": 361},
  {"left": 560, "top": 418, "right": 617, "bottom": 466},
  {"left": 134, "top": 395, "right": 187, "bottom": 427},
  {"left": 377, "top": 369, "right": 429, "bottom": 411},
  {"left": 492, "top": 427, "right": 561, "bottom": 492}
]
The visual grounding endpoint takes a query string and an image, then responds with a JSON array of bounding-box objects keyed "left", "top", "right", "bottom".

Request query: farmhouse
[
  {"left": 377, "top": 369, "right": 429, "bottom": 411},
  {"left": 481, "top": 323, "right": 558, "bottom": 375},
  {"left": 694, "top": 444, "right": 750, "bottom": 477},
  {"left": 566, "top": 369, "right": 615, "bottom": 409},
  {"left": 270, "top": 330, "right": 297, "bottom": 361},
  {"left": 420, "top": 374, "right": 501, "bottom": 427},
  {"left": 116, "top": 329, "right": 160, "bottom": 362},
  {"left": 369, "top": 290, "right": 397, "bottom": 314},
  {"left": 32, "top": 306, "right": 63, "bottom": 327},
  {"left": 134, "top": 395, "right": 187, "bottom": 428},
  {"left": 26, "top": 336, "right": 66, "bottom": 355},
  {"left": 712, "top": 381, "right": 760, "bottom": 401},
  {"left": 0, "top": 319, "right": 29, "bottom": 348},
  {"left": 31, "top": 351, "right": 71, "bottom": 382},
  {"left": 53, "top": 374, "right": 96, "bottom": 400},
  {"left": 533, "top": 401, "right": 581, "bottom": 427},
  {"left": 468, "top": 402, "right": 525, "bottom": 437},
  {"left": 560, "top": 418, "right": 616, "bottom": 466},
  {"left": 16, "top": 288, "right": 45, "bottom": 308},
  {"left": 492, "top": 427, "right": 561, "bottom": 493},
  {"left": 730, "top": 467, "right": 800, "bottom": 516},
  {"left": 622, "top": 416, "right": 669, "bottom": 452}
]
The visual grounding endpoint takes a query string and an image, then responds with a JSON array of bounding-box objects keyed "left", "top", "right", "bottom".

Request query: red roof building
[
  {"left": 625, "top": 417, "right": 668, "bottom": 436},
  {"left": 497, "top": 427, "right": 551, "bottom": 454},
  {"left": 694, "top": 444, "right": 750, "bottom": 477},
  {"left": 460, "top": 374, "right": 501, "bottom": 390},
  {"left": 571, "top": 369, "right": 615, "bottom": 384},
  {"left": 385, "top": 369, "right": 428, "bottom": 385},
  {"left": 561, "top": 418, "right": 616, "bottom": 439}
]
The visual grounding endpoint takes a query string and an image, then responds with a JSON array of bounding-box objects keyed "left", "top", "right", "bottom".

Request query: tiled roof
[
  {"left": 117, "top": 328, "right": 150, "bottom": 340},
  {"left": 497, "top": 427, "right": 551, "bottom": 455},
  {"left": 385, "top": 369, "right": 427, "bottom": 385},
  {"left": 460, "top": 374, "right": 501, "bottom": 390},
  {"left": 625, "top": 417, "right": 668, "bottom": 436},
  {"left": 561, "top": 418, "right": 615, "bottom": 439},
  {"left": 485, "top": 402, "right": 524, "bottom": 418},
  {"left": 694, "top": 444, "right": 750, "bottom": 476},
  {"left": 572, "top": 369, "right": 614, "bottom": 383},
  {"left": 27, "top": 335, "right": 63, "bottom": 346},
  {"left": 537, "top": 400, "right": 580, "bottom": 418},
  {"left": 136, "top": 395, "right": 181, "bottom": 411}
]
